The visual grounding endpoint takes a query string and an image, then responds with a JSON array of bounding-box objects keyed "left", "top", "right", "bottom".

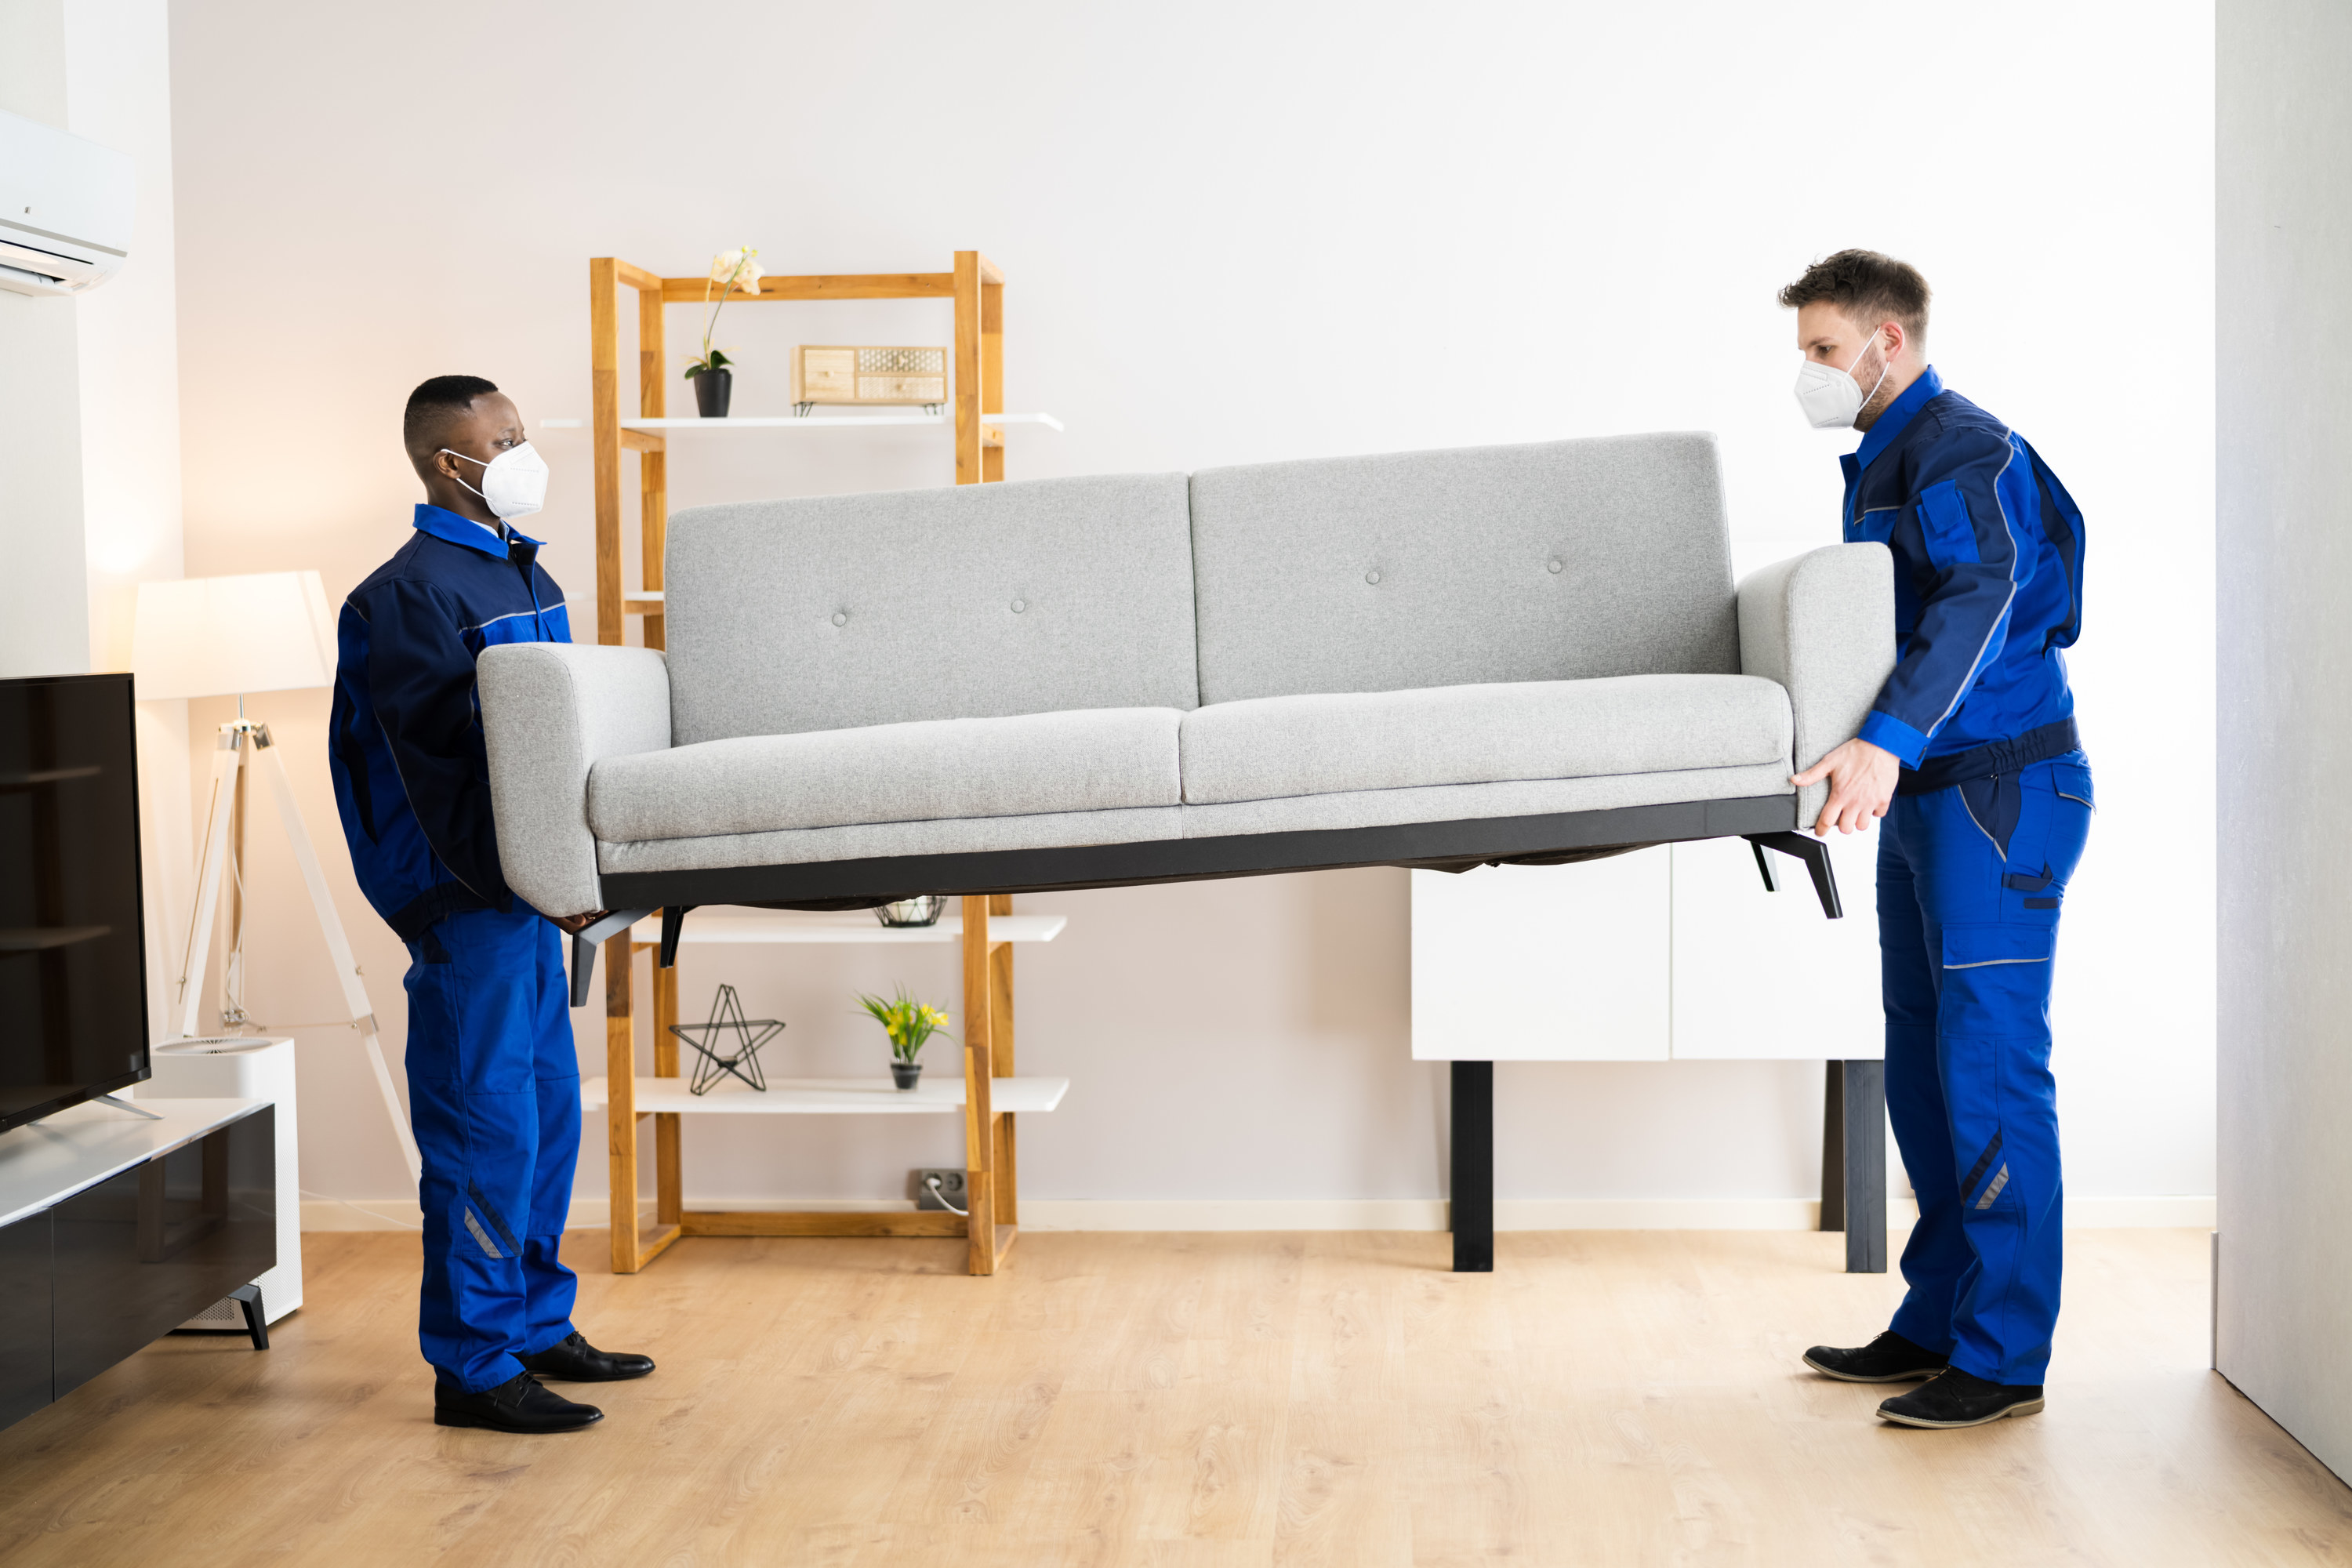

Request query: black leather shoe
[
  {"left": 1803, "top": 1330, "right": 1950, "bottom": 1383},
  {"left": 519, "top": 1330, "right": 655, "bottom": 1382},
  {"left": 1878, "top": 1367, "right": 2045, "bottom": 1428},
  {"left": 433, "top": 1371, "right": 603, "bottom": 1432}
]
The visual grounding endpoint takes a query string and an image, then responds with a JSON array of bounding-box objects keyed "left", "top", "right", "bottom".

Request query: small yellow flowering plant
[
  {"left": 684, "top": 245, "right": 763, "bottom": 382},
  {"left": 856, "top": 988, "right": 954, "bottom": 1065}
]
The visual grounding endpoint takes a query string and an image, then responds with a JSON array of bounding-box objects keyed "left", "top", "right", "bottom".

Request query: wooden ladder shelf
[
  {"left": 584, "top": 250, "right": 1027, "bottom": 1277},
  {"left": 601, "top": 896, "right": 1029, "bottom": 1276}
]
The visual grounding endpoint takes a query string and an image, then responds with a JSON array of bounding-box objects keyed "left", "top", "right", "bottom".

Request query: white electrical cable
[{"left": 923, "top": 1174, "right": 967, "bottom": 1216}]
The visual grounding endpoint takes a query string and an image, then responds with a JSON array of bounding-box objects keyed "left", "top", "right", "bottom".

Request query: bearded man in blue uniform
[
  {"left": 328, "top": 375, "right": 653, "bottom": 1434},
  {"left": 1778, "top": 253, "right": 2094, "bottom": 1430}
]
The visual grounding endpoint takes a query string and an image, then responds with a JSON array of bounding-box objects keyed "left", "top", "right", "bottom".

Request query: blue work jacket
[
  {"left": 328, "top": 504, "right": 571, "bottom": 940},
  {"left": 1841, "top": 366, "right": 2086, "bottom": 769}
]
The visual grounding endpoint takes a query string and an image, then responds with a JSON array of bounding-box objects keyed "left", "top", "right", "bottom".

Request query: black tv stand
[{"left": 1, "top": 1098, "right": 276, "bottom": 1428}]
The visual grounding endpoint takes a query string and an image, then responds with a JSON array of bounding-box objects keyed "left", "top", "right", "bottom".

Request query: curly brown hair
[{"left": 1777, "top": 250, "right": 1931, "bottom": 343}]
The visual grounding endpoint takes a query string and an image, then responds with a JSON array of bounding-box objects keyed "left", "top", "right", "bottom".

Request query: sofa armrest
[
  {"left": 1737, "top": 543, "right": 1895, "bottom": 831},
  {"left": 478, "top": 643, "right": 671, "bottom": 917}
]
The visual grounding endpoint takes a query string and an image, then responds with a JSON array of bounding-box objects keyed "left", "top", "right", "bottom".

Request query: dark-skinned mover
[{"left": 326, "top": 376, "right": 652, "bottom": 1434}]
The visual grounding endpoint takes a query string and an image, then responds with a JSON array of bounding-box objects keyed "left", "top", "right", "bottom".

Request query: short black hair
[
  {"left": 1777, "top": 250, "right": 1931, "bottom": 344},
  {"left": 403, "top": 374, "right": 500, "bottom": 466}
]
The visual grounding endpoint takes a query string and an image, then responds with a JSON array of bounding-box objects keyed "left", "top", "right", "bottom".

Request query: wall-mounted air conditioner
[{"left": 0, "top": 108, "right": 134, "bottom": 298}]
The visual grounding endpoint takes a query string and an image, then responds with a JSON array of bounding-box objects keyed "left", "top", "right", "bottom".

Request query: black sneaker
[
  {"left": 1877, "top": 1367, "right": 2045, "bottom": 1428},
  {"left": 1802, "top": 1330, "right": 1950, "bottom": 1383},
  {"left": 433, "top": 1371, "right": 604, "bottom": 1433}
]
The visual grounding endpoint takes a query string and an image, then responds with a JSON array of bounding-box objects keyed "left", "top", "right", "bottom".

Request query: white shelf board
[
  {"left": 581, "top": 1074, "right": 1069, "bottom": 1116},
  {"left": 539, "top": 413, "right": 1062, "bottom": 431},
  {"left": 631, "top": 909, "right": 1065, "bottom": 946}
]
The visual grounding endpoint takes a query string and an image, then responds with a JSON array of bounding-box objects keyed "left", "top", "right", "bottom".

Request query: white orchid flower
[
  {"left": 690, "top": 245, "right": 765, "bottom": 380},
  {"left": 712, "top": 246, "right": 763, "bottom": 298}
]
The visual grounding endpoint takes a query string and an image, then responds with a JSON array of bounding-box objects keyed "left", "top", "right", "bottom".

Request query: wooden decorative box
[{"left": 791, "top": 345, "right": 949, "bottom": 414}]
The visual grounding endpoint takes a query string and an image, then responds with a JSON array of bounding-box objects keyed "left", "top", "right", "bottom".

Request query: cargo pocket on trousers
[
  {"left": 1942, "top": 924, "right": 2056, "bottom": 971},
  {"left": 1939, "top": 924, "right": 2057, "bottom": 1038}
]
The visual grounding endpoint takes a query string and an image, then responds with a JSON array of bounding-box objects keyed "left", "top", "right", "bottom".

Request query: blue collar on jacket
[
  {"left": 412, "top": 503, "right": 540, "bottom": 559},
  {"left": 1846, "top": 364, "right": 1944, "bottom": 478}
]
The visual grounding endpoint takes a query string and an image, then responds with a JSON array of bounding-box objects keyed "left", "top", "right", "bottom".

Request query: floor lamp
[{"left": 133, "top": 572, "right": 422, "bottom": 1181}]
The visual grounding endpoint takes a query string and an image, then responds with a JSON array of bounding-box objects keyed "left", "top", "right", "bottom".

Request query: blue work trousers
[
  {"left": 1878, "top": 751, "right": 2094, "bottom": 1386},
  {"left": 402, "top": 906, "right": 581, "bottom": 1392}
]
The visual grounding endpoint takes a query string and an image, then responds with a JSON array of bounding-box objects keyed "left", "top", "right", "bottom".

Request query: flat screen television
[{"left": 0, "top": 672, "right": 149, "bottom": 1133}]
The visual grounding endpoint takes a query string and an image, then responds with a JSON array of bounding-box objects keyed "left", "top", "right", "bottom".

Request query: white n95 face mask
[
  {"left": 1794, "top": 331, "right": 1891, "bottom": 430},
  {"left": 441, "top": 441, "right": 550, "bottom": 521}
]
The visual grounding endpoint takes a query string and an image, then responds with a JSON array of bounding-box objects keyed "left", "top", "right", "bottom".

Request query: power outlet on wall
[{"left": 913, "top": 1168, "right": 967, "bottom": 1212}]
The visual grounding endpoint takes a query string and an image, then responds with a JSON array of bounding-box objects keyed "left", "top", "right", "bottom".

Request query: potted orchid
[
  {"left": 684, "top": 245, "right": 763, "bottom": 418},
  {"left": 857, "top": 989, "right": 954, "bottom": 1090}
]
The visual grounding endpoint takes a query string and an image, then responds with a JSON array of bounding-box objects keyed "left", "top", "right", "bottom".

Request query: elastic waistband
[
  {"left": 1895, "top": 718, "right": 2082, "bottom": 796},
  {"left": 387, "top": 880, "right": 497, "bottom": 943}
]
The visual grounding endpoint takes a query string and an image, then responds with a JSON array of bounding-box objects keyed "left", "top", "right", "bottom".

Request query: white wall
[
  {"left": 63, "top": 0, "right": 193, "bottom": 1044},
  {"left": 2216, "top": 0, "right": 2352, "bottom": 1483},
  {"left": 0, "top": 0, "right": 92, "bottom": 682},
  {"left": 67, "top": 0, "right": 188, "bottom": 667},
  {"left": 0, "top": 288, "right": 88, "bottom": 678},
  {"left": 163, "top": 1, "right": 2216, "bottom": 1218},
  {"left": 1, "top": 0, "right": 191, "bottom": 1042}
]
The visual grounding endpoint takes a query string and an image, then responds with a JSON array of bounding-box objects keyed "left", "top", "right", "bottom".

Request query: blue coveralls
[
  {"left": 327, "top": 503, "right": 580, "bottom": 1394},
  {"left": 1840, "top": 368, "right": 2092, "bottom": 1387}
]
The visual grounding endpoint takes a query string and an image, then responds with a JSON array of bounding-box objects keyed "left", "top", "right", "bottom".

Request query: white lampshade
[{"left": 132, "top": 572, "right": 337, "bottom": 700}]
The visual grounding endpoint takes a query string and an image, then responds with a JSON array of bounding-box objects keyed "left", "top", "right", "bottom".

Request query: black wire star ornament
[{"left": 667, "top": 982, "right": 784, "bottom": 1094}]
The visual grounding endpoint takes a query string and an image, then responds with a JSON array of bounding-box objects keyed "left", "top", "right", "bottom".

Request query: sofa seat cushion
[
  {"left": 597, "top": 805, "right": 1185, "bottom": 876},
  {"left": 589, "top": 706, "right": 1182, "bottom": 844},
  {"left": 1177, "top": 673, "right": 1791, "bottom": 805}
]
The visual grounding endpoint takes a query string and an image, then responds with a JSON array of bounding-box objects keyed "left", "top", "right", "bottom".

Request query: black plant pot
[
  {"left": 876, "top": 896, "right": 946, "bottom": 928},
  {"left": 693, "top": 367, "right": 733, "bottom": 418},
  {"left": 890, "top": 1060, "right": 923, "bottom": 1091}
]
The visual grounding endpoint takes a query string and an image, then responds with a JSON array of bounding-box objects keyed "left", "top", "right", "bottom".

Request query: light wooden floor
[{"left": 1, "top": 1227, "right": 2346, "bottom": 1566}]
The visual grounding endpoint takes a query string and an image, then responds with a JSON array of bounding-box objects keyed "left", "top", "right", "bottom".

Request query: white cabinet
[
  {"left": 1410, "top": 829, "right": 1883, "bottom": 1062},
  {"left": 1410, "top": 848, "right": 1671, "bottom": 1061},
  {"left": 1668, "top": 829, "right": 1882, "bottom": 1059}
]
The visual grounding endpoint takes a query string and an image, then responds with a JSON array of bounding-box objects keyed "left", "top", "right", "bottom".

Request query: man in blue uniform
[
  {"left": 329, "top": 375, "right": 653, "bottom": 1434},
  {"left": 1777, "top": 253, "right": 2093, "bottom": 1429}
]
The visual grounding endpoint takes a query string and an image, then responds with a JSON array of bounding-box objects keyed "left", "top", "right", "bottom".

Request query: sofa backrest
[
  {"left": 1186, "top": 434, "right": 1738, "bottom": 706},
  {"left": 663, "top": 473, "right": 1200, "bottom": 746}
]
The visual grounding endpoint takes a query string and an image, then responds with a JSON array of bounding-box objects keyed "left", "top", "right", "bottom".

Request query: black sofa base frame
[
  {"left": 568, "top": 793, "right": 1844, "bottom": 1003},
  {"left": 605, "top": 792, "right": 1809, "bottom": 915}
]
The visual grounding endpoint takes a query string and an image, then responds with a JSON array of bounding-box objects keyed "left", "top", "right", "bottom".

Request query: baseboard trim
[
  {"left": 1023, "top": 1199, "right": 1828, "bottom": 1232},
  {"left": 2062, "top": 1196, "right": 2218, "bottom": 1228},
  {"left": 300, "top": 1193, "right": 2219, "bottom": 1233},
  {"left": 297, "top": 1195, "right": 920, "bottom": 1232}
]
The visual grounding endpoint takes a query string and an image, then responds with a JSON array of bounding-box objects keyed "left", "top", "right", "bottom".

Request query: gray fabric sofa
[{"left": 478, "top": 433, "right": 1893, "bottom": 938}]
